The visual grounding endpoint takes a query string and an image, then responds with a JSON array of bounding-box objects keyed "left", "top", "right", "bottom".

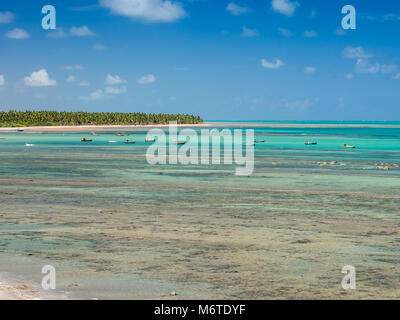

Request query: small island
[{"left": 0, "top": 110, "right": 203, "bottom": 127}]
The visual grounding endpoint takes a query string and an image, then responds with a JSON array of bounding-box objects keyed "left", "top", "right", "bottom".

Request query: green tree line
[{"left": 0, "top": 110, "right": 203, "bottom": 127}]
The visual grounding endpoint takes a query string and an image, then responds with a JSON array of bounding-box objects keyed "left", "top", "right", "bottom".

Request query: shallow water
[{"left": 0, "top": 122, "right": 400, "bottom": 299}]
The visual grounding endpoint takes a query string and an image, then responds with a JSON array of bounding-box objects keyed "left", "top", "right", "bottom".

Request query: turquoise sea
[{"left": 0, "top": 121, "right": 399, "bottom": 299}]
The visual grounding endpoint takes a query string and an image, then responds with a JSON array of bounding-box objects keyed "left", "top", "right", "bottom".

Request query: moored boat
[
  {"left": 305, "top": 141, "right": 317, "bottom": 145},
  {"left": 81, "top": 137, "right": 93, "bottom": 142},
  {"left": 342, "top": 144, "right": 356, "bottom": 149}
]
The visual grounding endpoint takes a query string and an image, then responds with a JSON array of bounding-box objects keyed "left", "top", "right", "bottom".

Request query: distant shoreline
[
  {"left": 0, "top": 123, "right": 212, "bottom": 132},
  {"left": 1, "top": 122, "right": 400, "bottom": 132}
]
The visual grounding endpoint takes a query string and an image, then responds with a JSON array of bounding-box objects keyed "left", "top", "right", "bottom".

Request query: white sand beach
[
  {"left": 0, "top": 123, "right": 211, "bottom": 132},
  {"left": 0, "top": 273, "right": 70, "bottom": 300}
]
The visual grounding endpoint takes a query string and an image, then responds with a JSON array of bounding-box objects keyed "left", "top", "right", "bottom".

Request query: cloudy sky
[{"left": 0, "top": 0, "right": 400, "bottom": 120}]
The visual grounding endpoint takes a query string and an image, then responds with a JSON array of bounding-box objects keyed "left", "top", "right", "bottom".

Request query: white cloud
[
  {"left": 0, "top": 11, "right": 15, "bottom": 24},
  {"left": 66, "top": 75, "right": 76, "bottom": 83},
  {"left": 78, "top": 81, "right": 90, "bottom": 86},
  {"left": 63, "top": 65, "right": 84, "bottom": 71},
  {"left": 105, "top": 74, "right": 125, "bottom": 85},
  {"left": 278, "top": 27, "right": 292, "bottom": 37},
  {"left": 24, "top": 69, "right": 56, "bottom": 87},
  {"left": 241, "top": 26, "right": 259, "bottom": 38},
  {"left": 0, "top": 75, "right": 4, "bottom": 86},
  {"left": 345, "top": 73, "right": 354, "bottom": 80},
  {"left": 80, "top": 89, "right": 105, "bottom": 101},
  {"left": 137, "top": 74, "right": 156, "bottom": 84},
  {"left": 393, "top": 73, "right": 400, "bottom": 80},
  {"left": 5, "top": 28, "right": 29, "bottom": 40},
  {"left": 93, "top": 43, "right": 105, "bottom": 51},
  {"left": 380, "top": 64, "right": 397, "bottom": 73},
  {"left": 261, "top": 58, "right": 284, "bottom": 69},
  {"left": 383, "top": 13, "right": 400, "bottom": 21},
  {"left": 100, "top": 0, "right": 187, "bottom": 23},
  {"left": 48, "top": 27, "right": 96, "bottom": 38},
  {"left": 251, "top": 97, "right": 266, "bottom": 105},
  {"left": 226, "top": 2, "right": 249, "bottom": 16},
  {"left": 343, "top": 46, "right": 372, "bottom": 59},
  {"left": 343, "top": 48, "right": 397, "bottom": 75},
  {"left": 355, "top": 59, "right": 397, "bottom": 74},
  {"left": 105, "top": 86, "right": 127, "bottom": 94},
  {"left": 304, "top": 66, "right": 316, "bottom": 73},
  {"left": 70, "top": 26, "right": 96, "bottom": 37},
  {"left": 355, "top": 59, "right": 380, "bottom": 73},
  {"left": 283, "top": 98, "right": 319, "bottom": 112},
  {"left": 303, "top": 30, "right": 317, "bottom": 38},
  {"left": 271, "top": 0, "right": 299, "bottom": 17},
  {"left": 47, "top": 28, "right": 67, "bottom": 39}
]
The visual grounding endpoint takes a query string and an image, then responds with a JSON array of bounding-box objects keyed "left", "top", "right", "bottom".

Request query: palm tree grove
[{"left": 0, "top": 110, "right": 203, "bottom": 127}]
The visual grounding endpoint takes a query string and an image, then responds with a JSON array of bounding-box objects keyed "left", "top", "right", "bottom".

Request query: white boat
[
  {"left": 108, "top": 140, "right": 117, "bottom": 143},
  {"left": 305, "top": 141, "right": 317, "bottom": 145},
  {"left": 25, "top": 144, "right": 35, "bottom": 147}
]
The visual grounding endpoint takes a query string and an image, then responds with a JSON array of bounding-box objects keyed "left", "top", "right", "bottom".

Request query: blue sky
[{"left": 0, "top": 0, "right": 400, "bottom": 120}]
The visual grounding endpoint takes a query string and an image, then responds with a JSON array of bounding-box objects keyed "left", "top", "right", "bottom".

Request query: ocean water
[{"left": 0, "top": 122, "right": 400, "bottom": 299}]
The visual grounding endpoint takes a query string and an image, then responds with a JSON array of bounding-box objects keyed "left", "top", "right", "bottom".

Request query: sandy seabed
[{"left": 1, "top": 124, "right": 400, "bottom": 299}]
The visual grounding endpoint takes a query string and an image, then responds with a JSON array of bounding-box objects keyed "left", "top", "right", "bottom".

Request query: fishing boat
[
  {"left": 342, "top": 144, "right": 356, "bottom": 149},
  {"left": 81, "top": 137, "right": 92, "bottom": 142},
  {"left": 124, "top": 140, "right": 135, "bottom": 144},
  {"left": 17, "top": 129, "right": 24, "bottom": 132},
  {"left": 145, "top": 137, "right": 156, "bottom": 142},
  {"left": 305, "top": 141, "right": 317, "bottom": 145},
  {"left": 254, "top": 139, "right": 265, "bottom": 143},
  {"left": 175, "top": 141, "right": 187, "bottom": 145}
]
